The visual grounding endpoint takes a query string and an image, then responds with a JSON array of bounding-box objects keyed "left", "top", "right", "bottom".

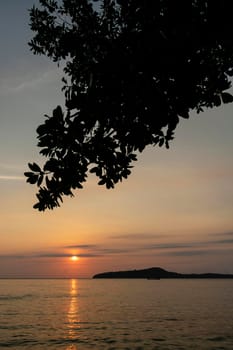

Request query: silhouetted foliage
[{"left": 25, "top": 0, "right": 233, "bottom": 210}]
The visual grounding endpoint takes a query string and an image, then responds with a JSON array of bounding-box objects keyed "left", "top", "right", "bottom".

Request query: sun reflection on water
[{"left": 66, "top": 279, "right": 80, "bottom": 350}]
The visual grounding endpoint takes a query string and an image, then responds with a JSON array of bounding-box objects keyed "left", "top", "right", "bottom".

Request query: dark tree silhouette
[{"left": 25, "top": 0, "right": 233, "bottom": 211}]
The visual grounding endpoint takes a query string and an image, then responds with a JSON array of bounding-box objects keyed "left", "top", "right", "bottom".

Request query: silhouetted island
[{"left": 93, "top": 267, "right": 233, "bottom": 279}]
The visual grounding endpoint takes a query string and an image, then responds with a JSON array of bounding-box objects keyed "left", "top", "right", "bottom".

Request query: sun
[{"left": 70, "top": 255, "right": 79, "bottom": 262}]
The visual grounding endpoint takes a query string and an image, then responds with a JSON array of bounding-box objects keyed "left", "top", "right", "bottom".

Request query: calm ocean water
[{"left": 0, "top": 279, "right": 232, "bottom": 349}]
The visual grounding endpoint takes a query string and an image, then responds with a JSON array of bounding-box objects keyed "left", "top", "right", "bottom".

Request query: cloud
[
  {"left": 0, "top": 175, "right": 24, "bottom": 181},
  {"left": 65, "top": 240, "right": 231, "bottom": 257},
  {"left": 0, "top": 163, "right": 22, "bottom": 170},
  {"left": 64, "top": 244, "right": 97, "bottom": 249},
  {"left": 2, "top": 235, "right": 232, "bottom": 262},
  {"left": 159, "top": 248, "right": 233, "bottom": 257},
  {"left": 0, "top": 252, "right": 102, "bottom": 259},
  {"left": 35, "top": 253, "right": 71, "bottom": 258},
  {"left": 95, "top": 248, "right": 135, "bottom": 255},
  {"left": 65, "top": 244, "right": 137, "bottom": 255},
  {"left": 209, "top": 231, "right": 233, "bottom": 237},
  {"left": 74, "top": 253, "right": 102, "bottom": 258},
  {"left": 36, "top": 252, "right": 101, "bottom": 258},
  {"left": 12, "top": 71, "right": 52, "bottom": 92},
  {"left": 0, "top": 255, "right": 27, "bottom": 259},
  {"left": 160, "top": 250, "right": 209, "bottom": 257},
  {"left": 141, "top": 243, "right": 199, "bottom": 250},
  {"left": 110, "top": 233, "right": 166, "bottom": 240},
  {"left": 140, "top": 237, "right": 233, "bottom": 252},
  {"left": 213, "top": 239, "right": 233, "bottom": 244},
  {"left": 0, "top": 163, "right": 25, "bottom": 181},
  {"left": 0, "top": 66, "right": 63, "bottom": 96},
  {"left": 38, "top": 237, "right": 233, "bottom": 258}
]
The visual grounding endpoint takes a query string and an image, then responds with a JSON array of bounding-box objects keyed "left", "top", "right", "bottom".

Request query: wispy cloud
[
  {"left": 12, "top": 70, "right": 55, "bottom": 92},
  {"left": 0, "top": 163, "right": 22, "bottom": 170},
  {"left": 141, "top": 243, "right": 199, "bottom": 250},
  {"left": 0, "top": 163, "right": 25, "bottom": 181},
  {"left": 63, "top": 238, "right": 233, "bottom": 257},
  {"left": 0, "top": 255, "right": 28, "bottom": 259},
  {"left": 213, "top": 239, "right": 233, "bottom": 244},
  {"left": 139, "top": 235, "right": 233, "bottom": 252},
  {"left": 64, "top": 244, "right": 136, "bottom": 255},
  {"left": 159, "top": 249, "right": 233, "bottom": 257},
  {"left": 36, "top": 252, "right": 101, "bottom": 258},
  {"left": 0, "top": 175, "right": 24, "bottom": 181},
  {"left": 160, "top": 250, "right": 209, "bottom": 257},
  {"left": 1, "top": 234, "right": 233, "bottom": 262},
  {"left": 209, "top": 231, "right": 233, "bottom": 237},
  {"left": 0, "top": 67, "right": 63, "bottom": 96},
  {"left": 110, "top": 233, "right": 167, "bottom": 240},
  {"left": 0, "top": 252, "right": 102, "bottom": 259},
  {"left": 64, "top": 244, "right": 97, "bottom": 249},
  {"left": 95, "top": 248, "right": 135, "bottom": 255}
]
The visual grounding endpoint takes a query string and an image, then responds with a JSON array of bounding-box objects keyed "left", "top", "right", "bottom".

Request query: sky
[{"left": 0, "top": 0, "right": 233, "bottom": 278}]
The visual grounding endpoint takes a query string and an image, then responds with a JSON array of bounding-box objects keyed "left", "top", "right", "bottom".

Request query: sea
[{"left": 0, "top": 279, "right": 232, "bottom": 349}]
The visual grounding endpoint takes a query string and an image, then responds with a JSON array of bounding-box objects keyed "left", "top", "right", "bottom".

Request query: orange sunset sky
[{"left": 0, "top": 1, "right": 233, "bottom": 278}]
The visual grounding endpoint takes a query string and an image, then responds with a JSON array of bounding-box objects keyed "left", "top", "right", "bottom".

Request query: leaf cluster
[{"left": 26, "top": 0, "right": 233, "bottom": 210}]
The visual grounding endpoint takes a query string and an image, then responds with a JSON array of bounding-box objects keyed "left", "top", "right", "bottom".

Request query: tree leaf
[
  {"left": 26, "top": 174, "right": 38, "bottom": 184},
  {"left": 24, "top": 172, "right": 34, "bottom": 177},
  {"left": 28, "top": 162, "right": 41, "bottom": 172},
  {"left": 90, "top": 167, "right": 98, "bottom": 173},
  {"left": 159, "top": 138, "right": 164, "bottom": 147},
  {"left": 221, "top": 92, "right": 233, "bottom": 104},
  {"left": 98, "top": 179, "right": 106, "bottom": 185},
  {"left": 37, "top": 175, "right": 44, "bottom": 187}
]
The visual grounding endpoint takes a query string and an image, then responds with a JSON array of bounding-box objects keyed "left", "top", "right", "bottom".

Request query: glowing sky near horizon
[{"left": 0, "top": 0, "right": 232, "bottom": 278}]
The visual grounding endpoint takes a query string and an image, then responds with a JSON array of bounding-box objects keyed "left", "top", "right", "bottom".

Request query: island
[{"left": 93, "top": 267, "right": 233, "bottom": 279}]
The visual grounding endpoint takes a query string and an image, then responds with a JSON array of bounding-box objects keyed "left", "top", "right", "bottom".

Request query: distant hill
[{"left": 93, "top": 267, "right": 233, "bottom": 279}]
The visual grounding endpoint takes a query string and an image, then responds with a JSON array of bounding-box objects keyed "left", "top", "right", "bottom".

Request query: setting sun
[{"left": 70, "top": 256, "right": 79, "bottom": 262}]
